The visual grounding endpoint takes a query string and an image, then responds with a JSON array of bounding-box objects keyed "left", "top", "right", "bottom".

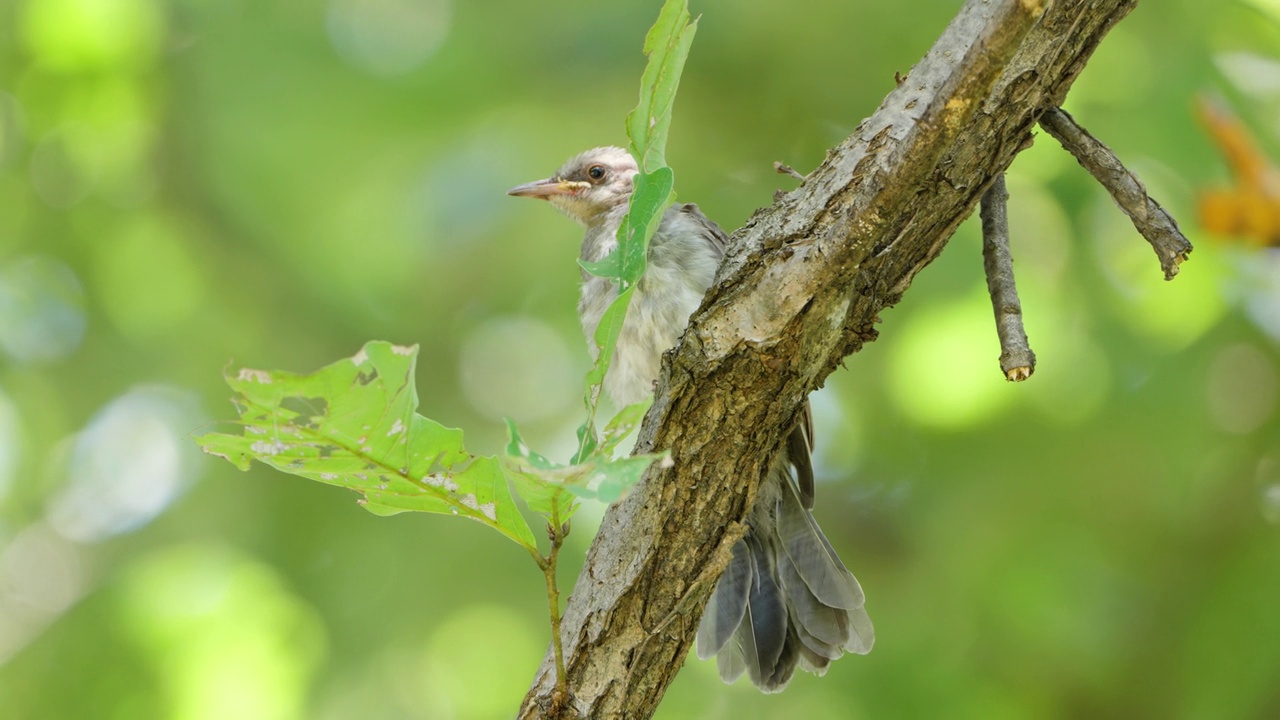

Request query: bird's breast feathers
[{"left": 578, "top": 208, "right": 721, "bottom": 407}]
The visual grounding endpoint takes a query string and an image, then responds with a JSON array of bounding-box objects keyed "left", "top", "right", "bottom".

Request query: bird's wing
[
  {"left": 678, "top": 202, "right": 729, "bottom": 255},
  {"left": 788, "top": 402, "right": 816, "bottom": 509}
]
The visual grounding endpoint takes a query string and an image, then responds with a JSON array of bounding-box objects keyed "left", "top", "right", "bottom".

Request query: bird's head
[{"left": 507, "top": 146, "right": 638, "bottom": 225}]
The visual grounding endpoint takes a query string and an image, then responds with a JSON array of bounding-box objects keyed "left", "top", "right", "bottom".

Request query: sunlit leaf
[
  {"left": 600, "top": 399, "right": 652, "bottom": 455},
  {"left": 504, "top": 419, "right": 575, "bottom": 521},
  {"left": 506, "top": 452, "right": 665, "bottom": 506},
  {"left": 196, "top": 341, "right": 538, "bottom": 552},
  {"left": 577, "top": 252, "right": 622, "bottom": 281},
  {"left": 506, "top": 416, "right": 658, "bottom": 509},
  {"left": 627, "top": 0, "right": 699, "bottom": 171},
  {"left": 581, "top": 452, "right": 670, "bottom": 504},
  {"left": 576, "top": 286, "right": 635, "bottom": 459},
  {"left": 619, "top": 167, "right": 675, "bottom": 287}
]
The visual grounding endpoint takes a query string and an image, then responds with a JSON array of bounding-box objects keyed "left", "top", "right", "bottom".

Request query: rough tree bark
[{"left": 520, "top": 0, "right": 1141, "bottom": 717}]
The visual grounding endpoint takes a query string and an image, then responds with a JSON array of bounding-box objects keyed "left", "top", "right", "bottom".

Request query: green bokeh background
[{"left": 2, "top": 0, "right": 1279, "bottom": 718}]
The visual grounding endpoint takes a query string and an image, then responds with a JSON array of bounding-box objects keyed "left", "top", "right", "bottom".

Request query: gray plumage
[{"left": 509, "top": 146, "right": 873, "bottom": 692}]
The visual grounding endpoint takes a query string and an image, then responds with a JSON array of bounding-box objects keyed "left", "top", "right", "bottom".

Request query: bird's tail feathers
[{"left": 696, "top": 472, "right": 874, "bottom": 692}]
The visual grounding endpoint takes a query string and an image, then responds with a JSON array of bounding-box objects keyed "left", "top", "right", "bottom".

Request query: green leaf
[
  {"left": 588, "top": 286, "right": 634, "bottom": 387},
  {"left": 504, "top": 419, "right": 576, "bottom": 521},
  {"left": 600, "top": 399, "right": 651, "bottom": 455},
  {"left": 574, "top": 419, "right": 599, "bottom": 461},
  {"left": 504, "top": 461, "right": 577, "bottom": 521},
  {"left": 576, "top": 285, "right": 636, "bottom": 459},
  {"left": 619, "top": 167, "right": 675, "bottom": 287},
  {"left": 507, "top": 449, "right": 665, "bottom": 506},
  {"left": 626, "top": 0, "right": 698, "bottom": 171},
  {"left": 584, "top": 452, "right": 669, "bottom": 504},
  {"left": 577, "top": 252, "right": 622, "bottom": 281},
  {"left": 504, "top": 418, "right": 557, "bottom": 471},
  {"left": 506, "top": 414, "right": 656, "bottom": 509},
  {"left": 197, "top": 341, "right": 539, "bottom": 552}
]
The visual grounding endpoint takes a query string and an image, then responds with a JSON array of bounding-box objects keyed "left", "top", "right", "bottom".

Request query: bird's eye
[{"left": 587, "top": 165, "right": 606, "bottom": 181}]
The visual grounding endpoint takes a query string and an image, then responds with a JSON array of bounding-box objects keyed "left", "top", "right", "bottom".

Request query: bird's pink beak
[{"left": 507, "top": 177, "right": 588, "bottom": 200}]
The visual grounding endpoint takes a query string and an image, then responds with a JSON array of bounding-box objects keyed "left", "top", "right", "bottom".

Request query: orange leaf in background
[{"left": 1196, "top": 95, "right": 1280, "bottom": 248}]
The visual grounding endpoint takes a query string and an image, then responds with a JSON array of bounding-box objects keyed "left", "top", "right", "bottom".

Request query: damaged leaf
[{"left": 197, "top": 341, "right": 538, "bottom": 552}]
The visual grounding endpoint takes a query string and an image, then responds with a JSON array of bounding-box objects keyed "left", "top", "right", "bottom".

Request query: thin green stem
[{"left": 542, "top": 503, "right": 570, "bottom": 703}]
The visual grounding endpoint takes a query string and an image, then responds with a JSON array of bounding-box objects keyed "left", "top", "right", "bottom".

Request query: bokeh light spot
[
  {"left": 327, "top": 0, "right": 452, "bottom": 77},
  {"left": 28, "top": 81, "right": 155, "bottom": 206},
  {"left": 1235, "top": 252, "right": 1280, "bottom": 344},
  {"left": 95, "top": 214, "right": 208, "bottom": 339},
  {"left": 415, "top": 136, "right": 515, "bottom": 248},
  {"left": 1214, "top": 52, "right": 1280, "bottom": 100},
  {"left": 0, "top": 254, "right": 86, "bottom": 363},
  {"left": 1068, "top": 25, "right": 1152, "bottom": 106},
  {"left": 809, "top": 386, "right": 863, "bottom": 481},
  {"left": 887, "top": 291, "right": 1015, "bottom": 429},
  {"left": 0, "top": 91, "right": 26, "bottom": 171},
  {"left": 1240, "top": 0, "right": 1280, "bottom": 24},
  {"left": 0, "top": 387, "right": 19, "bottom": 502},
  {"left": 47, "top": 385, "right": 205, "bottom": 542},
  {"left": 2, "top": 524, "right": 83, "bottom": 613},
  {"left": 1090, "top": 175, "right": 1228, "bottom": 350},
  {"left": 1004, "top": 175, "right": 1073, "bottom": 289},
  {"left": 0, "top": 523, "right": 84, "bottom": 664},
  {"left": 1206, "top": 344, "right": 1278, "bottom": 435},
  {"left": 1262, "top": 483, "right": 1280, "bottom": 525},
  {"left": 21, "top": 0, "right": 164, "bottom": 73},
  {"left": 115, "top": 544, "right": 327, "bottom": 720},
  {"left": 459, "top": 315, "right": 577, "bottom": 423},
  {"left": 1017, "top": 295, "right": 1111, "bottom": 425},
  {"left": 420, "top": 604, "right": 541, "bottom": 718},
  {"left": 1260, "top": 456, "right": 1280, "bottom": 527},
  {"left": 72, "top": 77, "right": 157, "bottom": 205},
  {"left": 29, "top": 125, "right": 91, "bottom": 208}
]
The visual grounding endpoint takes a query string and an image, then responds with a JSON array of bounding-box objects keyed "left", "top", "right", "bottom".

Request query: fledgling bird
[{"left": 508, "top": 147, "right": 874, "bottom": 692}]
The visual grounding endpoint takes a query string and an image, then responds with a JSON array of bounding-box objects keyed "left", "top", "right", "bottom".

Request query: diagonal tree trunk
[{"left": 520, "top": 1, "right": 1144, "bottom": 717}]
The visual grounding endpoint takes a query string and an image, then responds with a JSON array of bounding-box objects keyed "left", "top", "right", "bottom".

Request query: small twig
[
  {"left": 773, "top": 161, "right": 807, "bottom": 182},
  {"left": 542, "top": 510, "right": 570, "bottom": 712},
  {"left": 1039, "top": 106, "right": 1192, "bottom": 280},
  {"left": 980, "top": 174, "right": 1035, "bottom": 382}
]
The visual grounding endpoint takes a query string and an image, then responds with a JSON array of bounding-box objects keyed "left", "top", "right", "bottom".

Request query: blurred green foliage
[{"left": 1, "top": 0, "right": 1279, "bottom": 719}]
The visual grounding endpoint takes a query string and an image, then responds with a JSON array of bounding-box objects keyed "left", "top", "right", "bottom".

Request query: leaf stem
[{"left": 543, "top": 505, "right": 570, "bottom": 705}]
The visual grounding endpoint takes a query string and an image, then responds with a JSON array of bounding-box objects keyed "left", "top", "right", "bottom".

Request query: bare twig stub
[
  {"left": 981, "top": 174, "right": 1036, "bottom": 381},
  {"left": 1039, "top": 106, "right": 1193, "bottom": 280},
  {"left": 773, "top": 161, "right": 807, "bottom": 181}
]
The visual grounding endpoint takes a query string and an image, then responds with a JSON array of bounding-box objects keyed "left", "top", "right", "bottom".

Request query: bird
[{"left": 508, "top": 146, "right": 874, "bottom": 692}]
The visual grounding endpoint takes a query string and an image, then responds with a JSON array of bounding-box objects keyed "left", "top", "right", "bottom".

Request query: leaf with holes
[{"left": 196, "top": 341, "right": 538, "bottom": 552}]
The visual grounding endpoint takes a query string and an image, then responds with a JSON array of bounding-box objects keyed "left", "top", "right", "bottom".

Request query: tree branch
[
  {"left": 1038, "top": 106, "right": 1192, "bottom": 280},
  {"left": 520, "top": 1, "right": 1141, "bottom": 717},
  {"left": 981, "top": 174, "right": 1036, "bottom": 381}
]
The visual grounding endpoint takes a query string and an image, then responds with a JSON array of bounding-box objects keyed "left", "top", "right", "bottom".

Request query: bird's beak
[{"left": 507, "top": 177, "right": 589, "bottom": 200}]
